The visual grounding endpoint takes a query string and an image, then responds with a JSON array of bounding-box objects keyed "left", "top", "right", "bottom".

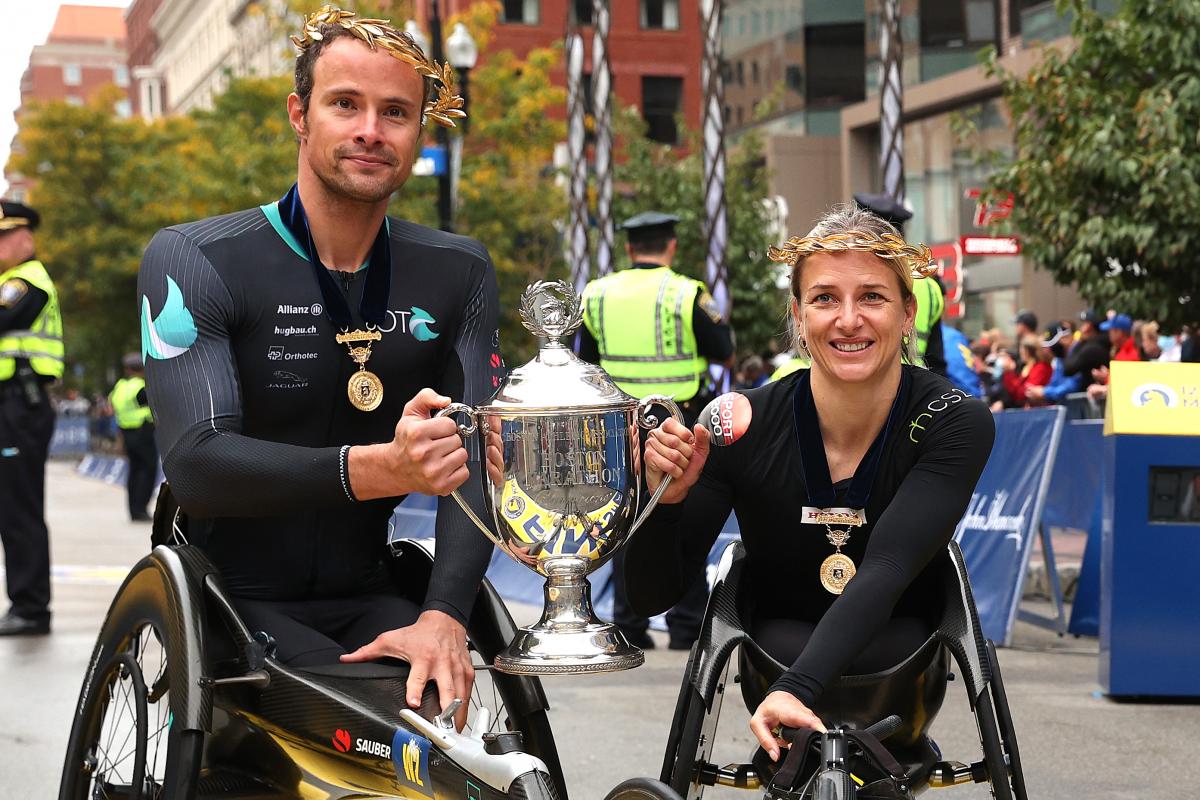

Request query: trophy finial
[{"left": 520, "top": 280, "right": 583, "bottom": 343}]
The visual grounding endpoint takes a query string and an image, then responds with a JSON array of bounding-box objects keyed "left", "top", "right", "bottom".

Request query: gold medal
[
  {"left": 347, "top": 369, "right": 383, "bottom": 411},
  {"left": 819, "top": 523, "right": 858, "bottom": 595},
  {"left": 819, "top": 552, "right": 857, "bottom": 595},
  {"left": 336, "top": 328, "right": 384, "bottom": 412}
]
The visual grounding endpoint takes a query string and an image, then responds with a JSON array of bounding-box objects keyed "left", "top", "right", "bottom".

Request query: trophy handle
[
  {"left": 629, "top": 394, "right": 685, "bottom": 537},
  {"left": 433, "top": 403, "right": 501, "bottom": 547}
]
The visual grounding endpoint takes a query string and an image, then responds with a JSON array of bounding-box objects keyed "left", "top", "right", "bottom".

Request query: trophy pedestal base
[{"left": 493, "top": 623, "right": 645, "bottom": 675}]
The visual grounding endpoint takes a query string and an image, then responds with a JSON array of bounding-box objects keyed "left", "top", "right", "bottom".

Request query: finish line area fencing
[{"left": 64, "top": 407, "right": 1100, "bottom": 643}]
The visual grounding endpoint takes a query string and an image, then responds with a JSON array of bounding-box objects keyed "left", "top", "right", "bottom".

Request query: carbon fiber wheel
[{"left": 59, "top": 609, "right": 202, "bottom": 798}]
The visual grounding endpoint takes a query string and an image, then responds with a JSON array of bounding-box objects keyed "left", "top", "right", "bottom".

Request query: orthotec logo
[
  {"left": 141, "top": 276, "right": 198, "bottom": 361},
  {"left": 1131, "top": 383, "right": 1179, "bottom": 408}
]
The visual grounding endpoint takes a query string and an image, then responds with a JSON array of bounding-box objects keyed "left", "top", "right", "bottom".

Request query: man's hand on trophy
[
  {"left": 645, "top": 418, "right": 710, "bottom": 504},
  {"left": 347, "top": 388, "right": 470, "bottom": 500},
  {"left": 340, "top": 609, "right": 475, "bottom": 731}
]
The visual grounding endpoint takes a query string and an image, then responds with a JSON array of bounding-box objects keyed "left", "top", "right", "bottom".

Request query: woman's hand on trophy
[
  {"left": 645, "top": 418, "right": 710, "bottom": 504},
  {"left": 750, "top": 690, "right": 827, "bottom": 762},
  {"left": 347, "top": 389, "right": 471, "bottom": 500}
]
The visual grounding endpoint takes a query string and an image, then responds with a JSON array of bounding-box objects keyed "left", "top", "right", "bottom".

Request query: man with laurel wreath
[{"left": 136, "top": 6, "right": 502, "bottom": 729}]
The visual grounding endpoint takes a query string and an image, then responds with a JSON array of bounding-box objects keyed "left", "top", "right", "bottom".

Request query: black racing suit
[
  {"left": 624, "top": 365, "right": 995, "bottom": 706},
  {"left": 138, "top": 201, "right": 504, "bottom": 662}
]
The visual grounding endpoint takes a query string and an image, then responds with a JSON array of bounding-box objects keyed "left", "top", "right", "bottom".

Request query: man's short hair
[{"left": 293, "top": 22, "right": 432, "bottom": 116}]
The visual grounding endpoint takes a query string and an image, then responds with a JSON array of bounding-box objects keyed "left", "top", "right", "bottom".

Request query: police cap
[
  {"left": 0, "top": 200, "right": 40, "bottom": 233},
  {"left": 852, "top": 192, "right": 912, "bottom": 227},
  {"left": 620, "top": 211, "right": 679, "bottom": 245}
]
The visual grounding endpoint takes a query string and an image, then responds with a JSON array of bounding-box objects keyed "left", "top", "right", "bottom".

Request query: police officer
[
  {"left": 853, "top": 193, "right": 947, "bottom": 376},
  {"left": 109, "top": 353, "right": 157, "bottom": 522},
  {"left": 0, "top": 201, "right": 62, "bottom": 636},
  {"left": 580, "top": 210, "right": 734, "bottom": 650}
]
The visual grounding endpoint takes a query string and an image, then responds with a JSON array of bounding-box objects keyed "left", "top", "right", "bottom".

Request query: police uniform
[
  {"left": 0, "top": 201, "right": 62, "bottom": 636},
  {"left": 853, "top": 193, "right": 947, "bottom": 376},
  {"left": 579, "top": 211, "right": 733, "bottom": 650},
  {"left": 109, "top": 354, "right": 157, "bottom": 522}
]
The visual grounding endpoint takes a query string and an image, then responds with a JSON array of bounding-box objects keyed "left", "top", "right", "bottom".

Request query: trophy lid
[{"left": 485, "top": 280, "right": 635, "bottom": 412}]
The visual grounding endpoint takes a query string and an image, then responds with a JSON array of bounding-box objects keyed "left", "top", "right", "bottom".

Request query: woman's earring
[
  {"left": 800, "top": 336, "right": 808, "bottom": 351},
  {"left": 903, "top": 331, "right": 911, "bottom": 346}
]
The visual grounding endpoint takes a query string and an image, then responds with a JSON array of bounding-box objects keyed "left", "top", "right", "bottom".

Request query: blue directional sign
[{"left": 412, "top": 145, "right": 447, "bottom": 177}]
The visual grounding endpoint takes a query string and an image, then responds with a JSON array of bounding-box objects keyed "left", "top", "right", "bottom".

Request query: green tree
[
  {"left": 979, "top": 0, "right": 1200, "bottom": 327},
  {"left": 612, "top": 109, "right": 782, "bottom": 360}
]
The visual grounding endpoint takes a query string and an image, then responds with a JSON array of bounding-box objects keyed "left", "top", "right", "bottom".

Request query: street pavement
[{"left": 2, "top": 462, "right": 1198, "bottom": 798}]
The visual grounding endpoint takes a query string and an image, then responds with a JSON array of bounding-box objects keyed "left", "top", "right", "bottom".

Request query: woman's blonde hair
[{"left": 775, "top": 205, "right": 929, "bottom": 365}]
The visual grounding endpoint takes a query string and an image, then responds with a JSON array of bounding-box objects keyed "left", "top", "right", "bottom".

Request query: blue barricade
[
  {"left": 1042, "top": 419, "right": 1104, "bottom": 636},
  {"left": 955, "top": 406, "right": 1065, "bottom": 645},
  {"left": 50, "top": 416, "right": 90, "bottom": 457}
]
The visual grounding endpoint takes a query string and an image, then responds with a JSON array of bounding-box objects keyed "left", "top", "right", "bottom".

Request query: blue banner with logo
[
  {"left": 955, "top": 406, "right": 1065, "bottom": 645},
  {"left": 50, "top": 416, "right": 90, "bottom": 457}
]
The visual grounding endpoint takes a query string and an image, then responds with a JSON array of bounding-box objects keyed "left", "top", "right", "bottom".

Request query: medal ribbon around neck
[
  {"left": 792, "top": 369, "right": 912, "bottom": 593},
  {"left": 277, "top": 184, "right": 391, "bottom": 411}
]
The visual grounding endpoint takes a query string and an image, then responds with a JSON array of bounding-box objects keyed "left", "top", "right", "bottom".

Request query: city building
[
  {"left": 5, "top": 5, "right": 129, "bottom": 201},
  {"left": 413, "top": 0, "right": 705, "bottom": 144},
  {"left": 725, "top": 0, "right": 1115, "bottom": 336},
  {"left": 126, "top": 0, "right": 164, "bottom": 120},
  {"left": 148, "top": 0, "right": 289, "bottom": 117}
]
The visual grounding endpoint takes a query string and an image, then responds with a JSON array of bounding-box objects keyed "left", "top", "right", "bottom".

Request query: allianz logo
[
  {"left": 275, "top": 324, "right": 318, "bottom": 337},
  {"left": 278, "top": 303, "right": 323, "bottom": 316}
]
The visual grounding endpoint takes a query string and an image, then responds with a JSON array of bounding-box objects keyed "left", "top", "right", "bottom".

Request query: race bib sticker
[
  {"left": 702, "top": 392, "right": 752, "bottom": 447},
  {"left": 391, "top": 731, "right": 434, "bottom": 797}
]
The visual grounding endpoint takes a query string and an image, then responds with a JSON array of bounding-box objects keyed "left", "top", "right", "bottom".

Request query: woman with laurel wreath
[{"left": 624, "top": 205, "right": 996, "bottom": 760}]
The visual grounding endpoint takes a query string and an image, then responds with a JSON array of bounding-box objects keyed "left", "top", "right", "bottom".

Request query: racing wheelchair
[
  {"left": 606, "top": 540, "right": 1027, "bottom": 800},
  {"left": 58, "top": 486, "right": 569, "bottom": 800}
]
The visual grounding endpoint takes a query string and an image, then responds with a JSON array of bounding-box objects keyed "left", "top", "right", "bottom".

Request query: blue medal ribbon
[
  {"left": 277, "top": 183, "right": 391, "bottom": 329},
  {"left": 792, "top": 368, "right": 912, "bottom": 510}
]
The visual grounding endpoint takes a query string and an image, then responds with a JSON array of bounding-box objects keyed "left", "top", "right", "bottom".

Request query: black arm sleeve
[
  {"left": 577, "top": 324, "right": 601, "bottom": 363},
  {"left": 923, "top": 323, "right": 947, "bottom": 376},
  {"left": 0, "top": 281, "right": 48, "bottom": 333},
  {"left": 623, "top": 457, "right": 733, "bottom": 616},
  {"left": 693, "top": 297, "right": 734, "bottom": 363},
  {"left": 770, "top": 400, "right": 995, "bottom": 706},
  {"left": 140, "top": 229, "right": 350, "bottom": 517},
  {"left": 425, "top": 252, "right": 506, "bottom": 624}
]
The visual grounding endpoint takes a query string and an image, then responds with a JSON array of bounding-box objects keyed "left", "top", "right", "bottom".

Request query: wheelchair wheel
[
  {"left": 60, "top": 604, "right": 203, "bottom": 798},
  {"left": 974, "top": 691, "right": 1013, "bottom": 800},
  {"left": 605, "top": 777, "right": 686, "bottom": 800},
  {"left": 985, "top": 642, "right": 1028, "bottom": 800},
  {"left": 661, "top": 684, "right": 707, "bottom": 795}
]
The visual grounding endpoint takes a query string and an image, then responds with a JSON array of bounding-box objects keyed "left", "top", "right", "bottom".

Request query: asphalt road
[{"left": 2, "top": 462, "right": 1197, "bottom": 798}]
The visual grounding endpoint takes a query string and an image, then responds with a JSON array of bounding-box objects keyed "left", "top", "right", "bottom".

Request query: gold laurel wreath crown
[
  {"left": 291, "top": 5, "right": 467, "bottom": 128},
  {"left": 767, "top": 232, "right": 938, "bottom": 281}
]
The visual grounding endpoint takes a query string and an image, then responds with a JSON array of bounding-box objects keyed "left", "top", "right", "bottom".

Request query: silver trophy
[{"left": 437, "top": 280, "right": 682, "bottom": 674}]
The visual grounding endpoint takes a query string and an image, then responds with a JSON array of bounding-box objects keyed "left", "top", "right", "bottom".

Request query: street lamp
[
  {"left": 415, "top": 4, "right": 478, "bottom": 233},
  {"left": 445, "top": 22, "right": 477, "bottom": 222},
  {"left": 446, "top": 23, "right": 478, "bottom": 137}
]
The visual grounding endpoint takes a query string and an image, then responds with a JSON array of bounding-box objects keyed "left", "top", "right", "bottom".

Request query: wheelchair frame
[
  {"left": 656, "top": 541, "right": 1027, "bottom": 800},
  {"left": 59, "top": 535, "right": 570, "bottom": 800}
]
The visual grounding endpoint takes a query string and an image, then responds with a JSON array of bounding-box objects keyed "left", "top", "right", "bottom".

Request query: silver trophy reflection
[{"left": 437, "top": 281, "right": 681, "bottom": 674}]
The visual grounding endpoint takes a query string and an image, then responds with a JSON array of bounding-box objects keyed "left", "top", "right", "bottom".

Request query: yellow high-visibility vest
[
  {"left": 0, "top": 259, "right": 64, "bottom": 381},
  {"left": 110, "top": 376, "right": 153, "bottom": 430},
  {"left": 582, "top": 266, "right": 709, "bottom": 401},
  {"left": 912, "top": 278, "right": 945, "bottom": 356}
]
